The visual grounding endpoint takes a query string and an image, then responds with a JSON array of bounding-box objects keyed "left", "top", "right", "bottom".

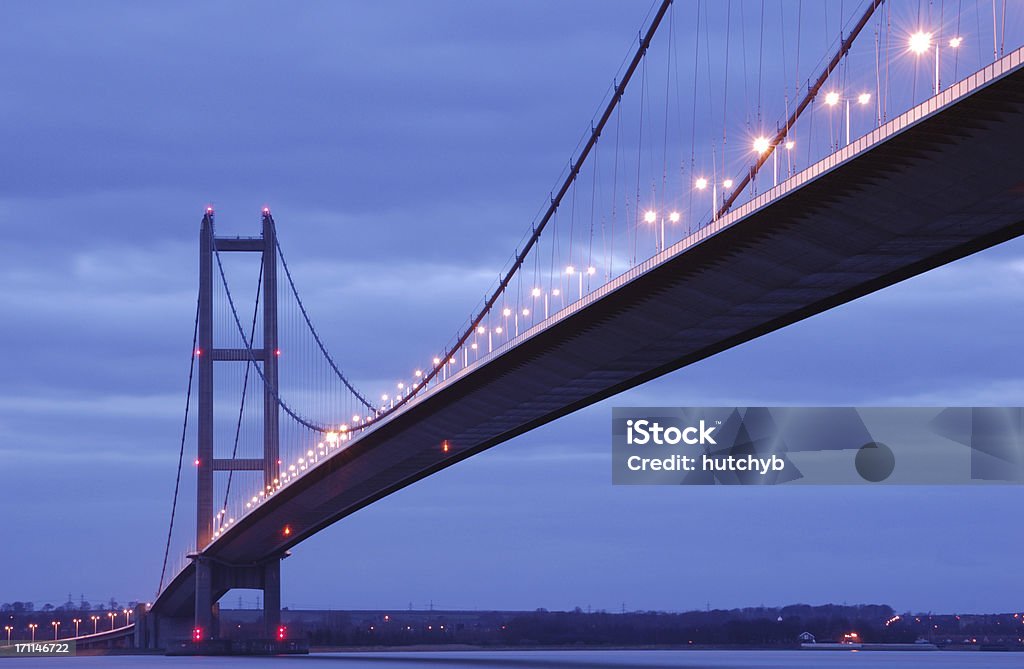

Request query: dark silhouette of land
[
  {"left": 3, "top": 600, "right": 1022, "bottom": 650},
  {"left": 215, "top": 604, "right": 1021, "bottom": 650}
]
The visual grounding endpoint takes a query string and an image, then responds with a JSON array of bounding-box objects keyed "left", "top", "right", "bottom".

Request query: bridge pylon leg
[
  {"left": 194, "top": 557, "right": 214, "bottom": 639},
  {"left": 263, "top": 560, "right": 281, "bottom": 637}
]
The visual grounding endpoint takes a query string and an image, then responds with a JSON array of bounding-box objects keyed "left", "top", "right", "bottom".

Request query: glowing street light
[
  {"left": 909, "top": 31, "right": 931, "bottom": 54},
  {"left": 909, "top": 30, "right": 956, "bottom": 94},
  {"left": 752, "top": 135, "right": 782, "bottom": 186},
  {"left": 566, "top": 265, "right": 589, "bottom": 300},
  {"left": 28, "top": 623, "right": 37, "bottom": 642},
  {"left": 783, "top": 140, "right": 796, "bottom": 177},
  {"left": 695, "top": 177, "right": 717, "bottom": 221},
  {"left": 123, "top": 609, "right": 131, "bottom": 627},
  {"left": 4, "top": 625, "right": 12, "bottom": 645},
  {"left": 108, "top": 612, "right": 116, "bottom": 630},
  {"left": 91, "top": 615, "right": 99, "bottom": 634},
  {"left": 825, "top": 91, "right": 871, "bottom": 145},
  {"left": 72, "top": 618, "right": 81, "bottom": 637},
  {"left": 51, "top": 621, "right": 59, "bottom": 640},
  {"left": 643, "top": 210, "right": 671, "bottom": 252}
]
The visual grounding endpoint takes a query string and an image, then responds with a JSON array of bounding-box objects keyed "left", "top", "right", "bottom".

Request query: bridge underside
[{"left": 154, "top": 60, "right": 1024, "bottom": 620}]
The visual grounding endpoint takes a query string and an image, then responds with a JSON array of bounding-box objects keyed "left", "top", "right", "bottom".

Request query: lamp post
[
  {"left": 28, "top": 624, "right": 37, "bottom": 642},
  {"left": 565, "top": 266, "right": 580, "bottom": 300},
  {"left": 643, "top": 210, "right": 660, "bottom": 252},
  {"left": 91, "top": 615, "right": 99, "bottom": 635},
  {"left": 72, "top": 618, "right": 81, "bottom": 637},
  {"left": 825, "top": 91, "right": 871, "bottom": 146},
  {"left": 694, "top": 177, "right": 715, "bottom": 222},
  {"left": 663, "top": 211, "right": 680, "bottom": 249},
  {"left": 4, "top": 625, "right": 12, "bottom": 645},
  {"left": 51, "top": 621, "right": 59, "bottom": 640},
  {"left": 751, "top": 136, "right": 774, "bottom": 189},
  {"left": 910, "top": 31, "right": 962, "bottom": 94},
  {"left": 123, "top": 609, "right": 131, "bottom": 627},
  {"left": 108, "top": 612, "right": 115, "bottom": 630}
]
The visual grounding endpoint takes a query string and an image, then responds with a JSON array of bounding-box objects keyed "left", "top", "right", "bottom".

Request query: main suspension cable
[
  {"left": 274, "top": 229, "right": 375, "bottom": 412},
  {"left": 157, "top": 290, "right": 200, "bottom": 597}
]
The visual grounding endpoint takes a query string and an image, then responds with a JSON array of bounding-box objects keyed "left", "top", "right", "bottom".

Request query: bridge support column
[
  {"left": 194, "top": 557, "right": 214, "bottom": 639},
  {"left": 263, "top": 560, "right": 281, "bottom": 637}
]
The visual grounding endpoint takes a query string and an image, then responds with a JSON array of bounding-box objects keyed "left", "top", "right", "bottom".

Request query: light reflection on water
[{"left": 6, "top": 650, "right": 1022, "bottom": 669}]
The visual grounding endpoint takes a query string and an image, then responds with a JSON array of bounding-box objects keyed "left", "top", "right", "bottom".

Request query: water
[{"left": 4, "top": 650, "right": 1020, "bottom": 669}]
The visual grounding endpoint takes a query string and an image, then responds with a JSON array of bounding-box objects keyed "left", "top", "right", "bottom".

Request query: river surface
[{"left": 4, "top": 650, "right": 1020, "bottom": 668}]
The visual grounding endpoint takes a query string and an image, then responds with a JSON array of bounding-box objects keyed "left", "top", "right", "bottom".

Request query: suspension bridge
[{"left": 42, "top": 0, "right": 1024, "bottom": 652}]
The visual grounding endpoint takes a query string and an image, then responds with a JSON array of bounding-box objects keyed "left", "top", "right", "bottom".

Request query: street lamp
[
  {"left": 72, "top": 618, "right": 81, "bottom": 637},
  {"left": 783, "top": 140, "right": 796, "bottom": 177},
  {"left": 91, "top": 615, "right": 99, "bottom": 635},
  {"left": 28, "top": 623, "right": 37, "bottom": 642},
  {"left": 908, "top": 31, "right": 936, "bottom": 93},
  {"left": 667, "top": 210, "right": 681, "bottom": 245},
  {"left": 123, "top": 609, "right": 131, "bottom": 627},
  {"left": 910, "top": 30, "right": 960, "bottom": 94},
  {"left": 753, "top": 136, "right": 781, "bottom": 186},
  {"left": 565, "top": 266, "right": 586, "bottom": 300},
  {"left": 4, "top": 625, "right": 12, "bottom": 645},
  {"left": 643, "top": 209, "right": 662, "bottom": 253},
  {"left": 824, "top": 91, "right": 871, "bottom": 146},
  {"left": 695, "top": 177, "right": 717, "bottom": 221},
  {"left": 643, "top": 209, "right": 676, "bottom": 253},
  {"left": 51, "top": 621, "right": 59, "bottom": 640},
  {"left": 108, "top": 612, "right": 116, "bottom": 630}
]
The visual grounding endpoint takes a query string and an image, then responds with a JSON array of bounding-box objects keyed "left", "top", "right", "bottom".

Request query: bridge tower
[{"left": 194, "top": 208, "right": 281, "bottom": 641}]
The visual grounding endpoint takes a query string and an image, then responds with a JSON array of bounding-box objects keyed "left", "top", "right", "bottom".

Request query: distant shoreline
[{"left": 309, "top": 643, "right": 1013, "bottom": 653}]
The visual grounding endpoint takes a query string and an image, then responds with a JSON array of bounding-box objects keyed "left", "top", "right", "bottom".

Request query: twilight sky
[{"left": 1, "top": 1, "right": 1022, "bottom": 615}]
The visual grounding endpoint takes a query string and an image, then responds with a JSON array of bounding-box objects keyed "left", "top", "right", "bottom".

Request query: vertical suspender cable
[{"left": 717, "top": 0, "right": 886, "bottom": 219}]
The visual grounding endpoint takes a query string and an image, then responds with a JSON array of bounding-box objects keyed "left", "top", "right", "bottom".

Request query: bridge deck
[{"left": 155, "top": 48, "right": 1024, "bottom": 618}]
